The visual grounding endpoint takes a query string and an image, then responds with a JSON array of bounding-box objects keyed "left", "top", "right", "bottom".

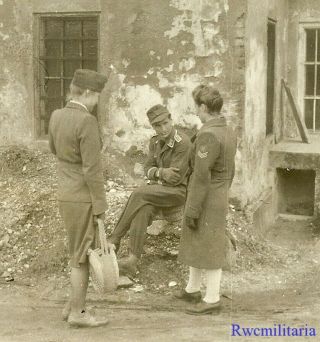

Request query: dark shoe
[
  {"left": 62, "top": 301, "right": 71, "bottom": 321},
  {"left": 174, "top": 289, "right": 202, "bottom": 303},
  {"left": 68, "top": 312, "right": 109, "bottom": 328},
  {"left": 186, "top": 300, "right": 221, "bottom": 315},
  {"left": 118, "top": 257, "right": 138, "bottom": 277}
]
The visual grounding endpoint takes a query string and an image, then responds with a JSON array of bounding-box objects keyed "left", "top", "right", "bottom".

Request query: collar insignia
[
  {"left": 174, "top": 130, "right": 182, "bottom": 143},
  {"left": 167, "top": 139, "right": 174, "bottom": 148}
]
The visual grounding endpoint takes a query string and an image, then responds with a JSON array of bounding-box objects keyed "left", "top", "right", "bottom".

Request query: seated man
[{"left": 109, "top": 104, "right": 191, "bottom": 275}]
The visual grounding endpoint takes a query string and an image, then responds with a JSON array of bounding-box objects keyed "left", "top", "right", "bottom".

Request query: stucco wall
[
  {"left": 241, "top": 0, "right": 288, "bottom": 207},
  {"left": 0, "top": 0, "right": 246, "bottom": 199},
  {"left": 2, "top": 0, "right": 315, "bottom": 215},
  {"left": 100, "top": 0, "right": 246, "bottom": 154},
  {"left": 0, "top": 0, "right": 101, "bottom": 145},
  {"left": 0, "top": 0, "right": 33, "bottom": 145},
  {"left": 0, "top": 0, "right": 245, "bottom": 150}
]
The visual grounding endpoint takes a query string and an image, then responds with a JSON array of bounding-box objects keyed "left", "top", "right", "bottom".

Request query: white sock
[
  {"left": 203, "top": 268, "right": 222, "bottom": 304},
  {"left": 185, "top": 266, "right": 202, "bottom": 293}
]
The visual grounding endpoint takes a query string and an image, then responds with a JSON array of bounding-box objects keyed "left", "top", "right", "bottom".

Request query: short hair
[
  {"left": 192, "top": 85, "right": 223, "bottom": 113},
  {"left": 69, "top": 83, "right": 86, "bottom": 97},
  {"left": 66, "top": 83, "right": 90, "bottom": 101}
]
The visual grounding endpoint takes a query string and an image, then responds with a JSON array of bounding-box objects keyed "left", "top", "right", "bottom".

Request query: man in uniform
[
  {"left": 109, "top": 104, "right": 191, "bottom": 276},
  {"left": 49, "top": 69, "right": 110, "bottom": 327}
]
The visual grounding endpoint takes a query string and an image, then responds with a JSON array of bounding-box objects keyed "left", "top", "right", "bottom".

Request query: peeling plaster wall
[
  {"left": 0, "top": 0, "right": 33, "bottom": 145},
  {"left": 1, "top": 0, "right": 245, "bottom": 147},
  {"left": 1, "top": 0, "right": 246, "bottom": 200},
  {"left": 242, "top": 0, "right": 288, "bottom": 207},
  {"left": 100, "top": 0, "right": 246, "bottom": 155},
  {"left": 288, "top": 0, "right": 320, "bottom": 138}
]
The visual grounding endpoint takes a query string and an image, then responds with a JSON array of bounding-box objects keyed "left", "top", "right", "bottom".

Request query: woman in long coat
[
  {"left": 49, "top": 69, "right": 110, "bottom": 327},
  {"left": 177, "top": 85, "right": 237, "bottom": 315}
]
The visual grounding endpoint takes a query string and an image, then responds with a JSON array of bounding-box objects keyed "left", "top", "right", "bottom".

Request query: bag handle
[{"left": 97, "top": 218, "right": 109, "bottom": 254}]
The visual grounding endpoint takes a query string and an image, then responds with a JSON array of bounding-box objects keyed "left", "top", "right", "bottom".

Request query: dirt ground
[
  {"left": 1, "top": 219, "right": 319, "bottom": 342},
  {"left": 1, "top": 146, "right": 320, "bottom": 341}
]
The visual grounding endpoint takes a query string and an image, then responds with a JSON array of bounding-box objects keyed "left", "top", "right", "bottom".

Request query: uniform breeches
[
  {"left": 110, "top": 184, "right": 186, "bottom": 257},
  {"left": 129, "top": 204, "right": 156, "bottom": 257}
]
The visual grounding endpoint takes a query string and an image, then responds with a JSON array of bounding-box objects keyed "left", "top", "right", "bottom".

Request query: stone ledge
[{"left": 269, "top": 138, "right": 320, "bottom": 170}]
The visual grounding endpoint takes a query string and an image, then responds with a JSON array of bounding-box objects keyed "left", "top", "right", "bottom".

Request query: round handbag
[{"left": 88, "top": 219, "right": 119, "bottom": 293}]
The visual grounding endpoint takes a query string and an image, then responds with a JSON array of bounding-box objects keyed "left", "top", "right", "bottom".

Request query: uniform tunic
[
  {"left": 178, "top": 116, "right": 237, "bottom": 269},
  {"left": 110, "top": 129, "right": 191, "bottom": 257},
  {"left": 48, "top": 101, "right": 107, "bottom": 267}
]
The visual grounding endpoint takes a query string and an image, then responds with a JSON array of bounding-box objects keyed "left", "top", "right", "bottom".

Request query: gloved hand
[
  {"left": 161, "top": 167, "right": 180, "bottom": 184},
  {"left": 185, "top": 216, "right": 198, "bottom": 230}
]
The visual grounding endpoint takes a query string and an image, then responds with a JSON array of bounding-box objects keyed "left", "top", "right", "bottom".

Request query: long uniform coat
[
  {"left": 178, "top": 116, "right": 237, "bottom": 270},
  {"left": 48, "top": 101, "right": 107, "bottom": 266}
]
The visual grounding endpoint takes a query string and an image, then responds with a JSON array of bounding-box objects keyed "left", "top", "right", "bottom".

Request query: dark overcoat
[{"left": 178, "top": 116, "right": 237, "bottom": 269}]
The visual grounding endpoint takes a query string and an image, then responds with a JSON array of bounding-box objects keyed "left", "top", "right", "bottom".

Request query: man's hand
[
  {"left": 94, "top": 212, "right": 105, "bottom": 225},
  {"left": 161, "top": 167, "right": 180, "bottom": 184},
  {"left": 185, "top": 216, "right": 198, "bottom": 230},
  {"left": 106, "top": 241, "right": 116, "bottom": 254}
]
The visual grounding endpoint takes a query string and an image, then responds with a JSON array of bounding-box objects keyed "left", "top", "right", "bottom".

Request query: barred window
[{"left": 35, "top": 15, "right": 99, "bottom": 137}]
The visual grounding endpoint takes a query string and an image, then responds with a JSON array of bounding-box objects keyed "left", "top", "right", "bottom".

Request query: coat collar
[
  {"left": 155, "top": 129, "right": 181, "bottom": 149},
  {"left": 201, "top": 115, "right": 226, "bottom": 130},
  {"left": 66, "top": 101, "right": 89, "bottom": 113}
]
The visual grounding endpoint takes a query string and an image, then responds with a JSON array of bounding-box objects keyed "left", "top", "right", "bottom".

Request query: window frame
[
  {"left": 33, "top": 12, "right": 100, "bottom": 139},
  {"left": 266, "top": 18, "right": 277, "bottom": 136},
  {"left": 297, "top": 21, "right": 320, "bottom": 133}
]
